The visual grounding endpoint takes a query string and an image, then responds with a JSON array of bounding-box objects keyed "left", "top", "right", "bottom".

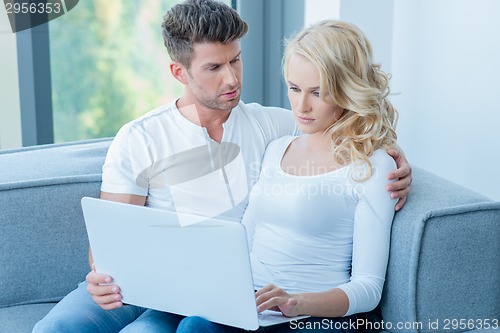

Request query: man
[{"left": 34, "top": 0, "right": 411, "bottom": 332}]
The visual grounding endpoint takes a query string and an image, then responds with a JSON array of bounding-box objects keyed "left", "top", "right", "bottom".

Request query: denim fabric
[
  {"left": 176, "top": 314, "right": 363, "bottom": 333},
  {"left": 32, "top": 281, "right": 184, "bottom": 333}
]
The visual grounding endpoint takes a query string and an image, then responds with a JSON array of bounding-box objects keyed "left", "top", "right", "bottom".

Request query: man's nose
[{"left": 222, "top": 65, "right": 238, "bottom": 85}]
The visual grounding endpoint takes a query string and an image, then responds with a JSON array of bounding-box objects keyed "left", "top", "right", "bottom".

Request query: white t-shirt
[
  {"left": 101, "top": 100, "right": 298, "bottom": 224},
  {"left": 242, "top": 135, "right": 397, "bottom": 316}
]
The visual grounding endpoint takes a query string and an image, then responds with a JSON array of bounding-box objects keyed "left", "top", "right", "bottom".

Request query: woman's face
[{"left": 286, "top": 53, "right": 343, "bottom": 136}]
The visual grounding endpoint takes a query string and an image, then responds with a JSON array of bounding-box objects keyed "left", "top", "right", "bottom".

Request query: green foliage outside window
[{"left": 50, "top": 0, "right": 220, "bottom": 142}]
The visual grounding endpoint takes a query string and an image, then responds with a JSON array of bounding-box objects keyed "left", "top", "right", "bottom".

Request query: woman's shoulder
[
  {"left": 267, "top": 135, "right": 297, "bottom": 152},
  {"left": 354, "top": 149, "right": 396, "bottom": 184},
  {"left": 260, "top": 135, "right": 297, "bottom": 167},
  {"left": 370, "top": 149, "right": 396, "bottom": 170}
]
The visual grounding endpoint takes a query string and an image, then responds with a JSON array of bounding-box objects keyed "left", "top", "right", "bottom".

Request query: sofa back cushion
[{"left": 0, "top": 139, "right": 111, "bottom": 308}]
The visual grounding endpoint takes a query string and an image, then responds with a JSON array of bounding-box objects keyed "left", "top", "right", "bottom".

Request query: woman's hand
[
  {"left": 86, "top": 264, "right": 123, "bottom": 310},
  {"left": 255, "top": 284, "right": 300, "bottom": 317}
]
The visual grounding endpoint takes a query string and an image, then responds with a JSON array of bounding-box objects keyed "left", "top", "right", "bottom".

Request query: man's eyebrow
[
  {"left": 202, "top": 61, "right": 220, "bottom": 69},
  {"left": 232, "top": 50, "right": 242, "bottom": 59},
  {"left": 202, "top": 51, "right": 242, "bottom": 69}
]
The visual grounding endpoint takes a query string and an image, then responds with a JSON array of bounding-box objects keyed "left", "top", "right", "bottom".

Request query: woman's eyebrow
[{"left": 287, "top": 80, "right": 319, "bottom": 91}]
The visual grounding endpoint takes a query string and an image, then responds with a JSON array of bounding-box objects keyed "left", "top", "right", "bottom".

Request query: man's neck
[{"left": 176, "top": 97, "right": 232, "bottom": 142}]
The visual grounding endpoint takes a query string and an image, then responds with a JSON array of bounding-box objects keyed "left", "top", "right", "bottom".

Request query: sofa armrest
[
  {"left": 0, "top": 139, "right": 111, "bottom": 309},
  {"left": 380, "top": 167, "right": 500, "bottom": 333}
]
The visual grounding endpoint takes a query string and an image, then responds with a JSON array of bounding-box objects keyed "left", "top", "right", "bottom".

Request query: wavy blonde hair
[{"left": 283, "top": 20, "right": 398, "bottom": 180}]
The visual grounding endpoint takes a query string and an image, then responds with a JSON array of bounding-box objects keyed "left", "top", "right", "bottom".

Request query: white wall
[
  {"left": 391, "top": 0, "right": 500, "bottom": 200},
  {"left": 339, "top": 0, "right": 394, "bottom": 77},
  {"left": 304, "top": 0, "right": 339, "bottom": 25},
  {"left": 305, "top": 0, "right": 500, "bottom": 200}
]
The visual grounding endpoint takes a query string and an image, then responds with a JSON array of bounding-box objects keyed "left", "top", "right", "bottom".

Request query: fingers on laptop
[{"left": 255, "top": 284, "right": 289, "bottom": 312}]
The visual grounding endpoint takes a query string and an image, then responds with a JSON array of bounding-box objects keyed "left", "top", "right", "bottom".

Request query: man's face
[{"left": 184, "top": 41, "right": 243, "bottom": 112}]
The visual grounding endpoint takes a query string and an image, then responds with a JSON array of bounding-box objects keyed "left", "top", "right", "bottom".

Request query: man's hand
[
  {"left": 387, "top": 146, "right": 412, "bottom": 211},
  {"left": 85, "top": 193, "right": 145, "bottom": 311},
  {"left": 86, "top": 264, "right": 123, "bottom": 310}
]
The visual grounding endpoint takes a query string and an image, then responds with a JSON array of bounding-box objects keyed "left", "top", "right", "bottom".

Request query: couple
[{"left": 34, "top": 0, "right": 411, "bottom": 332}]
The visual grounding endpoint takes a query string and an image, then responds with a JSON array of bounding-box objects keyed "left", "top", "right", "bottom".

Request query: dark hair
[{"left": 161, "top": 0, "right": 248, "bottom": 68}]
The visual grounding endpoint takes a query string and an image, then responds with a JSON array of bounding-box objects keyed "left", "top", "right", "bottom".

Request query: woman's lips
[{"left": 297, "top": 116, "right": 314, "bottom": 125}]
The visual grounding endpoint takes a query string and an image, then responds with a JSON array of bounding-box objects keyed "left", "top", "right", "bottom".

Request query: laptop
[{"left": 81, "top": 197, "right": 309, "bottom": 330}]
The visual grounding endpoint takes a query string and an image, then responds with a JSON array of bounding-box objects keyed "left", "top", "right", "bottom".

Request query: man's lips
[{"left": 222, "top": 89, "right": 239, "bottom": 99}]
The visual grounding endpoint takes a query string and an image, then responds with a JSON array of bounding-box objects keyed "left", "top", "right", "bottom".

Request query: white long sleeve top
[{"left": 242, "top": 135, "right": 397, "bottom": 316}]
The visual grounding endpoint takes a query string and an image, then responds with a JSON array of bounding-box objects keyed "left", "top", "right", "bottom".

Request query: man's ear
[{"left": 170, "top": 61, "right": 188, "bottom": 85}]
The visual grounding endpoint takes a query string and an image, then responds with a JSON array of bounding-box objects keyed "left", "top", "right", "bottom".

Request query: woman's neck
[{"left": 300, "top": 132, "right": 332, "bottom": 152}]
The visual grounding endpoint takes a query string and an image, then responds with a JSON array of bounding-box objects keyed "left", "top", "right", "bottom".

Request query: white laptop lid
[{"left": 81, "top": 197, "right": 260, "bottom": 330}]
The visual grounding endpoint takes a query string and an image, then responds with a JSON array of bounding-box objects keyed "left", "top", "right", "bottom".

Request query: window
[{"left": 49, "top": 0, "right": 231, "bottom": 142}]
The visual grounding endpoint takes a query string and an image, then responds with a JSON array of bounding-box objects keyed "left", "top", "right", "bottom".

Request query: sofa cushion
[
  {"left": 0, "top": 139, "right": 111, "bottom": 309},
  {"left": 0, "top": 303, "right": 56, "bottom": 333}
]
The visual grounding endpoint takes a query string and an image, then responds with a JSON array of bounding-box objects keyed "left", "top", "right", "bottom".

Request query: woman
[{"left": 177, "top": 19, "right": 398, "bottom": 333}]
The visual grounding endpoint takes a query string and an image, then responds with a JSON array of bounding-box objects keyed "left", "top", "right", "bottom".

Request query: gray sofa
[{"left": 0, "top": 138, "right": 499, "bottom": 333}]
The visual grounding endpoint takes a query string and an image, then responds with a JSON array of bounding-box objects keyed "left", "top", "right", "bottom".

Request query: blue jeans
[
  {"left": 175, "top": 315, "right": 362, "bottom": 333},
  {"left": 32, "top": 281, "right": 184, "bottom": 333}
]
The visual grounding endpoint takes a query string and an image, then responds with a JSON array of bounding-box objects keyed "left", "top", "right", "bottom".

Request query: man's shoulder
[
  {"left": 236, "top": 101, "right": 292, "bottom": 119},
  {"left": 234, "top": 101, "right": 299, "bottom": 138},
  {"left": 116, "top": 101, "right": 177, "bottom": 135},
  {"left": 130, "top": 101, "right": 177, "bottom": 127}
]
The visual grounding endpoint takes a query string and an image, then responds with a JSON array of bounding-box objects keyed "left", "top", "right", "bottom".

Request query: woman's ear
[
  {"left": 337, "top": 108, "right": 347, "bottom": 120},
  {"left": 170, "top": 61, "right": 188, "bottom": 85}
]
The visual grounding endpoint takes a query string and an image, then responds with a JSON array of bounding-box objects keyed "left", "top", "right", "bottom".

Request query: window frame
[
  {"left": 16, "top": 11, "right": 54, "bottom": 146},
  {"left": 15, "top": 0, "right": 303, "bottom": 146}
]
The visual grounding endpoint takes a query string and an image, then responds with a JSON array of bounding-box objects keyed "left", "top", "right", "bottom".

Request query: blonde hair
[{"left": 283, "top": 20, "right": 398, "bottom": 180}]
